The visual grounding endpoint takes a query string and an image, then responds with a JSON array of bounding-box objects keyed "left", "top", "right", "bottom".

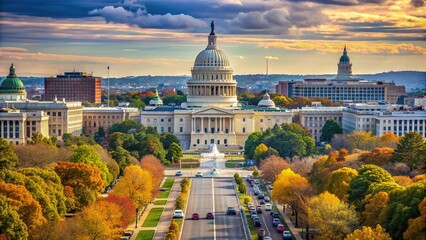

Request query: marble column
[
  {"left": 201, "top": 117, "right": 204, "bottom": 133},
  {"left": 208, "top": 117, "right": 211, "bottom": 133}
]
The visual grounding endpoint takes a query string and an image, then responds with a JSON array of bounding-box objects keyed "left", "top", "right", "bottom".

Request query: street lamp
[{"left": 135, "top": 206, "right": 139, "bottom": 228}]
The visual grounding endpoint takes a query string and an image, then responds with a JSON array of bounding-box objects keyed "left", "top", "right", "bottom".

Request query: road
[
  {"left": 246, "top": 179, "right": 284, "bottom": 240},
  {"left": 181, "top": 177, "right": 245, "bottom": 240}
]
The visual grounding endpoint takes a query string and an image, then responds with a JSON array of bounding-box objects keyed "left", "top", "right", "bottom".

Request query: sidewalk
[
  {"left": 153, "top": 178, "right": 182, "bottom": 240},
  {"left": 276, "top": 202, "right": 303, "bottom": 240}
]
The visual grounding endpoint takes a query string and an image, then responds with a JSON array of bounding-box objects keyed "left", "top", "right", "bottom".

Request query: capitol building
[{"left": 141, "top": 22, "right": 292, "bottom": 150}]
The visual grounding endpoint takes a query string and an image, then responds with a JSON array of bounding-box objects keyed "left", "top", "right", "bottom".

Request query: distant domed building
[
  {"left": 149, "top": 89, "right": 163, "bottom": 106},
  {"left": 141, "top": 22, "right": 292, "bottom": 150},
  {"left": 0, "top": 64, "right": 27, "bottom": 100},
  {"left": 335, "top": 46, "right": 353, "bottom": 80}
]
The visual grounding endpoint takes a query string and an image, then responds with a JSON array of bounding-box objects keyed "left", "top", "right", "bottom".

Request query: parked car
[
  {"left": 251, "top": 209, "right": 257, "bottom": 215},
  {"left": 252, "top": 216, "right": 260, "bottom": 222},
  {"left": 258, "top": 193, "right": 265, "bottom": 199},
  {"left": 282, "top": 231, "right": 292, "bottom": 239},
  {"left": 272, "top": 218, "right": 281, "bottom": 227},
  {"left": 264, "top": 196, "right": 270, "bottom": 202},
  {"left": 277, "top": 224, "right": 285, "bottom": 233},
  {"left": 254, "top": 219, "right": 262, "bottom": 227},
  {"left": 265, "top": 203, "right": 272, "bottom": 211},
  {"left": 254, "top": 179, "right": 260, "bottom": 185},
  {"left": 256, "top": 206, "right": 263, "bottom": 214},
  {"left": 247, "top": 202, "right": 254, "bottom": 209},
  {"left": 270, "top": 212, "right": 280, "bottom": 218},
  {"left": 206, "top": 212, "right": 215, "bottom": 219},
  {"left": 264, "top": 237, "right": 272, "bottom": 240},
  {"left": 192, "top": 213, "right": 200, "bottom": 220},
  {"left": 175, "top": 171, "right": 182, "bottom": 176},
  {"left": 195, "top": 172, "right": 203, "bottom": 177},
  {"left": 254, "top": 191, "right": 260, "bottom": 196},
  {"left": 257, "top": 229, "right": 266, "bottom": 240},
  {"left": 251, "top": 214, "right": 258, "bottom": 220},
  {"left": 212, "top": 168, "right": 219, "bottom": 175},
  {"left": 173, "top": 210, "right": 184, "bottom": 218},
  {"left": 259, "top": 199, "right": 265, "bottom": 204},
  {"left": 227, "top": 206, "right": 237, "bottom": 215}
]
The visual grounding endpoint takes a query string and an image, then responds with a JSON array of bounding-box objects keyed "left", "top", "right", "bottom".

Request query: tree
[
  {"left": 104, "top": 195, "right": 136, "bottom": 229},
  {"left": 259, "top": 156, "right": 289, "bottom": 182},
  {"left": 94, "top": 145, "right": 120, "bottom": 181},
  {"left": 112, "top": 165, "right": 153, "bottom": 207},
  {"left": 252, "top": 168, "right": 259, "bottom": 177},
  {"left": 160, "top": 132, "right": 180, "bottom": 150},
  {"left": 309, "top": 192, "right": 359, "bottom": 240},
  {"left": 163, "top": 94, "right": 186, "bottom": 105},
  {"left": 108, "top": 119, "right": 142, "bottom": 134},
  {"left": 344, "top": 225, "right": 391, "bottom": 240},
  {"left": 139, "top": 135, "right": 166, "bottom": 162},
  {"left": 358, "top": 147, "right": 394, "bottom": 166},
  {"left": 0, "top": 138, "right": 18, "bottom": 169},
  {"left": 361, "top": 192, "right": 389, "bottom": 227},
  {"left": 30, "top": 132, "right": 56, "bottom": 146},
  {"left": 238, "top": 183, "right": 247, "bottom": 194},
  {"left": 379, "top": 132, "right": 399, "bottom": 148},
  {"left": 272, "top": 95, "right": 292, "bottom": 108},
  {"left": 392, "top": 132, "right": 426, "bottom": 170},
  {"left": 347, "top": 131, "right": 379, "bottom": 151},
  {"left": 272, "top": 168, "right": 310, "bottom": 227},
  {"left": 140, "top": 155, "right": 165, "bottom": 197},
  {"left": 166, "top": 142, "right": 183, "bottom": 164},
  {"left": 338, "top": 148, "right": 348, "bottom": 161},
  {"left": 0, "top": 180, "right": 46, "bottom": 232},
  {"left": 54, "top": 162, "right": 104, "bottom": 211},
  {"left": 244, "top": 132, "right": 263, "bottom": 159},
  {"left": 14, "top": 144, "right": 72, "bottom": 168},
  {"left": 348, "top": 164, "right": 394, "bottom": 206},
  {"left": 253, "top": 143, "right": 268, "bottom": 162},
  {"left": 69, "top": 144, "right": 113, "bottom": 187},
  {"left": 321, "top": 119, "right": 343, "bottom": 142},
  {"left": 0, "top": 195, "right": 28, "bottom": 240},
  {"left": 393, "top": 175, "right": 413, "bottom": 187},
  {"left": 403, "top": 197, "right": 426, "bottom": 240},
  {"left": 326, "top": 167, "right": 358, "bottom": 200}
]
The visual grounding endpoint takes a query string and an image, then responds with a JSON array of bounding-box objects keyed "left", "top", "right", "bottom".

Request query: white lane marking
[{"left": 212, "top": 178, "right": 217, "bottom": 240}]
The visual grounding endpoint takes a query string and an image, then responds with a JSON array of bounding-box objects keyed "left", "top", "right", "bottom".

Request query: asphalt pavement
[{"left": 181, "top": 177, "right": 245, "bottom": 240}]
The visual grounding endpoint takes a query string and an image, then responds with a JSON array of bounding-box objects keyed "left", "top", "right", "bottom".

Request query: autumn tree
[
  {"left": 358, "top": 147, "right": 394, "bottom": 166},
  {"left": 112, "top": 165, "right": 153, "bottom": 207},
  {"left": 69, "top": 144, "right": 112, "bottom": 187},
  {"left": 0, "top": 195, "right": 28, "bottom": 240},
  {"left": 338, "top": 148, "right": 348, "bottom": 161},
  {"left": 379, "top": 132, "right": 399, "bottom": 148},
  {"left": 94, "top": 145, "right": 120, "bottom": 181},
  {"left": 30, "top": 132, "right": 56, "bottom": 146},
  {"left": 325, "top": 167, "right": 358, "bottom": 200},
  {"left": 0, "top": 138, "right": 18, "bottom": 169},
  {"left": 272, "top": 168, "right": 311, "bottom": 227},
  {"left": 361, "top": 192, "right": 389, "bottom": 227},
  {"left": 309, "top": 191, "right": 359, "bottom": 240},
  {"left": 166, "top": 142, "right": 183, "bottom": 164},
  {"left": 321, "top": 119, "right": 343, "bottom": 142},
  {"left": 344, "top": 225, "right": 391, "bottom": 240},
  {"left": 348, "top": 131, "right": 379, "bottom": 151},
  {"left": 104, "top": 194, "right": 136, "bottom": 229},
  {"left": 14, "top": 144, "right": 72, "bottom": 168},
  {"left": 259, "top": 155, "right": 289, "bottom": 182},
  {"left": 140, "top": 155, "right": 165, "bottom": 197},
  {"left": 393, "top": 175, "right": 413, "bottom": 187},
  {"left": 244, "top": 132, "right": 263, "bottom": 159},
  {"left": 272, "top": 95, "right": 292, "bottom": 108},
  {"left": 391, "top": 132, "right": 426, "bottom": 170},
  {"left": 403, "top": 197, "right": 426, "bottom": 240},
  {"left": 54, "top": 162, "right": 104, "bottom": 211}
]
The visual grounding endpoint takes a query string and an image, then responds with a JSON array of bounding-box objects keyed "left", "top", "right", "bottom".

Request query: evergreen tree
[
  {"left": 391, "top": 132, "right": 426, "bottom": 170},
  {"left": 321, "top": 119, "right": 343, "bottom": 142}
]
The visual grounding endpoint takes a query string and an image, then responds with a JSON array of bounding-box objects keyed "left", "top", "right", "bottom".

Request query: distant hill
[{"left": 7, "top": 71, "right": 425, "bottom": 92}]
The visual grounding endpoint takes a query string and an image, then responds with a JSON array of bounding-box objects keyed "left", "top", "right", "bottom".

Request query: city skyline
[{"left": 0, "top": 0, "right": 425, "bottom": 77}]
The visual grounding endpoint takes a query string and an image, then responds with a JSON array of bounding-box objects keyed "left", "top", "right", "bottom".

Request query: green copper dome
[
  {"left": 0, "top": 64, "right": 26, "bottom": 94},
  {"left": 339, "top": 46, "right": 350, "bottom": 63}
]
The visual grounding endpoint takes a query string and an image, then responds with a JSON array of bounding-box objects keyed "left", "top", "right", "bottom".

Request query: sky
[{"left": 0, "top": 0, "right": 425, "bottom": 77}]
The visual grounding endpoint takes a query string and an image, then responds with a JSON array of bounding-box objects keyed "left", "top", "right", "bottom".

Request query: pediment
[{"left": 192, "top": 107, "right": 234, "bottom": 115}]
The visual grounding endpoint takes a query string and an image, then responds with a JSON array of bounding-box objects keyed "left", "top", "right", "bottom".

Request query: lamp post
[{"left": 135, "top": 206, "right": 139, "bottom": 228}]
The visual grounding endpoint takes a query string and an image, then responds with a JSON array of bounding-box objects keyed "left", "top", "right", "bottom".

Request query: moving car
[
  {"left": 271, "top": 212, "right": 280, "bottom": 218},
  {"left": 257, "top": 229, "right": 266, "bottom": 240},
  {"left": 254, "top": 179, "right": 260, "bottom": 185},
  {"left": 175, "top": 171, "right": 182, "bottom": 176},
  {"left": 250, "top": 209, "right": 257, "bottom": 216},
  {"left": 277, "top": 224, "right": 285, "bottom": 233},
  {"left": 272, "top": 218, "right": 281, "bottom": 227},
  {"left": 227, "top": 206, "right": 237, "bottom": 215},
  {"left": 192, "top": 213, "right": 200, "bottom": 220},
  {"left": 258, "top": 193, "right": 265, "bottom": 199},
  {"left": 212, "top": 168, "right": 219, "bottom": 175},
  {"left": 206, "top": 212, "right": 215, "bottom": 219},
  {"left": 264, "top": 196, "right": 270, "bottom": 202},
  {"left": 264, "top": 237, "right": 272, "bottom": 240},
  {"left": 265, "top": 203, "right": 272, "bottom": 211},
  {"left": 283, "top": 231, "right": 292, "bottom": 239},
  {"left": 259, "top": 199, "right": 265, "bottom": 204},
  {"left": 173, "top": 210, "right": 184, "bottom": 218},
  {"left": 247, "top": 202, "right": 254, "bottom": 209},
  {"left": 254, "top": 219, "right": 262, "bottom": 227},
  {"left": 256, "top": 206, "right": 263, "bottom": 214},
  {"left": 195, "top": 172, "right": 203, "bottom": 177},
  {"left": 251, "top": 214, "right": 258, "bottom": 220}
]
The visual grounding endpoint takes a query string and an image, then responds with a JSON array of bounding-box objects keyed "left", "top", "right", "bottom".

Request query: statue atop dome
[{"left": 210, "top": 20, "right": 215, "bottom": 35}]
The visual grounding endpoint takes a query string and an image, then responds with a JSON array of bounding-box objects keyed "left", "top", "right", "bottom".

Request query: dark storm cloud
[
  {"left": 347, "top": 27, "right": 426, "bottom": 34},
  {"left": 411, "top": 0, "right": 425, "bottom": 7}
]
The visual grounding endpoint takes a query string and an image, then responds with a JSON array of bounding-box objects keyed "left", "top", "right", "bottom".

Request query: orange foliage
[
  {"left": 358, "top": 147, "right": 394, "bottom": 166},
  {"left": 362, "top": 192, "right": 389, "bottom": 227},
  {"left": 393, "top": 176, "right": 413, "bottom": 187},
  {"left": 413, "top": 174, "right": 426, "bottom": 182},
  {"left": 140, "top": 155, "right": 165, "bottom": 197},
  {"left": 104, "top": 194, "right": 136, "bottom": 229},
  {"left": 259, "top": 155, "right": 290, "bottom": 182},
  {"left": 403, "top": 197, "right": 426, "bottom": 240},
  {"left": 338, "top": 148, "right": 349, "bottom": 162},
  {"left": 379, "top": 132, "right": 399, "bottom": 148}
]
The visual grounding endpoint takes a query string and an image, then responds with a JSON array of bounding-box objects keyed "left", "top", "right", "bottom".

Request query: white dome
[
  {"left": 194, "top": 48, "right": 230, "bottom": 67},
  {"left": 258, "top": 93, "right": 276, "bottom": 108}
]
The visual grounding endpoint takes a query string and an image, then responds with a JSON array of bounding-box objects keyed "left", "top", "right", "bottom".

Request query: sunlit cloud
[
  {"left": 264, "top": 56, "right": 279, "bottom": 60},
  {"left": 236, "top": 55, "right": 245, "bottom": 59}
]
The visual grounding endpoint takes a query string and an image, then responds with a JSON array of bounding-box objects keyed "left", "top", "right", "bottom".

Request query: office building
[{"left": 83, "top": 107, "right": 140, "bottom": 135}]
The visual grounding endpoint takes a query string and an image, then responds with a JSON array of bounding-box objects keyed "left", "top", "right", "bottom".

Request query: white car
[
  {"left": 173, "top": 209, "right": 184, "bottom": 218},
  {"left": 265, "top": 203, "right": 272, "bottom": 211},
  {"left": 247, "top": 202, "right": 254, "bottom": 209},
  {"left": 212, "top": 168, "right": 220, "bottom": 175},
  {"left": 283, "top": 231, "right": 292, "bottom": 239}
]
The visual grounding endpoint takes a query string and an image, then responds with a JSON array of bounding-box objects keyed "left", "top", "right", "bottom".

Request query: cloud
[
  {"left": 286, "top": 0, "right": 388, "bottom": 6},
  {"left": 89, "top": 5, "right": 206, "bottom": 29},
  {"left": 264, "top": 56, "right": 279, "bottom": 60},
  {"left": 411, "top": 0, "right": 425, "bottom": 7},
  {"left": 236, "top": 55, "right": 245, "bottom": 59}
]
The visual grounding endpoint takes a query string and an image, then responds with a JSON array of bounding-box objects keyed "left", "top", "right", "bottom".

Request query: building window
[
  {"left": 243, "top": 118, "right": 246, "bottom": 122},
  {"left": 224, "top": 139, "right": 227, "bottom": 144},
  {"left": 168, "top": 127, "right": 172, "bottom": 132},
  {"left": 161, "top": 127, "right": 164, "bottom": 132},
  {"left": 161, "top": 119, "right": 164, "bottom": 122},
  {"left": 168, "top": 118, "right": 171, "bottom": 122},
  {"left": 180, "top": 127, "right": 183, "bottom": 132},
  {"left": 217, "top": 140, "right": 220, "bottom": 144},
  {"left": 260, "top": 119, "right": 263, "bottom": 123},
  {"left": 242, "top": 127, "right": 246, "bottom": 133},
  {"left": 180, "top": 118, "right": 183, "bottom": 122},
  {"left": 58, "top": 112, "right": 62, "bottom": 117},
  {"left": 197, "top": 139, "right": 200, "bottom": 144},
  {"left": 53, "top": 112, "right": 56, "bottom": 116}
]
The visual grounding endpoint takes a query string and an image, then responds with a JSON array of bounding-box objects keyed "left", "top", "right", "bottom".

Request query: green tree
[
  {"left": 0, "top": 137, "right": 18, "bottom": 169},
  {"left": 166, "top": 142, "right": 183, "bottom": 164},
  {"left": 69, "top": 144, "right": 113, "bottom": 187},
  {"left": 160, "top": 132, "right": 180, "bottom": 150},
  {"left": 403, "top": 197, "right": 426, "bottom": 240},
  {"left": 0, "top": 195, "right": 28, "bottom": 240},
  {"left": 108, "top": 119, "right": 142, "bottom": 134},
  {"left": 163, "top": 94, "right": 186, "bottom": 105},
  {"left": 31, "top": 132, "right": 56, "bottom": 146},
  {"left": 139, "top": 135, "right": 166, "bottom": 162},
  {"left": 129, "top": 98, "right": 145, "bottom": 108},
  {"left": 238, "top": 183, "right": 247, "bottom": 194},
  {"left": 391, "top": 132, "right": 426, "bottom": 170},
  {"left": 321, "top": 119, "right": 343, "bottom": 142},
  {"left": 244, "top": 132, "right": 263, "bottom": 159}
]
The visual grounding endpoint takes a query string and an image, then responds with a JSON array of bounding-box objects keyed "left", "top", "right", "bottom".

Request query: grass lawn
[
  {"left": 135, "top": 230, "right": 155, "bottom": 240},
  {"left": 154, "top": 199, "right": 167, "bottom": 205},
  {"left": 225, "top": 161, "right": 245, "bottom": 168},
  {"left": 162, "top": 179, "right": 175, "bottom": 190},
  {"left": 225, "top": 156, "right": 245, "bottom": 160},
  {"left": 142, "top": 207, "right": 164, "bottom": 227},
  {"left": 159, "top": 191, "right": 170, "bottom": 198}
]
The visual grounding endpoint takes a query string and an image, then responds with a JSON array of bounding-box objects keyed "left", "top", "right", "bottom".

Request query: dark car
[
  {"left": 175, "top": 171, "right": 182, "bottom": 176},
  {"left": 259, "top": 199, "right": 265, "bottom": 205},
  {"left": 272, "top": 218, "right": 281, "bottom": 227},
  {"left": 258, "top": 193, "right": 265, "bottom": 199},
  {"left": 254, "top": 219, "right": 262, "bottom": 227},
  {"left": 227, "top": 206, "right": 237, "bottom": 215},
  {"left": 277, "top": 224, "right": 285, "bottom": 233},
  {"left": 257, "top": 229, "right": 266, "bottom": 240},
  {"left": 264, "top": 196, "right": 270, "bottom": 202},
  {"left": 192, "top": 213, "right": 200, "bottom": 220},
  {"left": 206, "top": 212, "right": 214, "bottom": 219},
  {"left": 256, "top": 206, "right": 262, "bottom": 214},
  {"left": 270, "top": 212, "right": 279, "bottom": 218},
  {"left": 254, "top": 191, "right": 260, "bottom": 196},
  {"left": 251, "top": 209, "right": 257, "bottom": 216}
]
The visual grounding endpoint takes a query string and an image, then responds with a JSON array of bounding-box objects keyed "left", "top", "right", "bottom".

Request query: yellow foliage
[
  {"left": 325, "top": 167, "right": 358, "bottom": 200},
  {"left": 345, "top": 225, "right": 391, "bottom": 240},
  {"left": 362, "top": 192, "right": 389, "bottom": 227},
  {"left": 271, "top": 168, "right": 308, "bottom": 204},
  {"left": 393, "top": 176, "right": 413, "bottom": 187},
  {"left": 413, "top": 174, "right": 426, "bottom": 182},
  {"left": 403, "top": 197, "right": 426, "bottom": 240}
]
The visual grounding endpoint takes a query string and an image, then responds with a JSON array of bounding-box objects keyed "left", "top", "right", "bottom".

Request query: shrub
[
  {"left": 253, "top": 168, "right": 260, "bottom": 177},
  {"left": 235, "top": 177, "right": 243, "bottom": 185},
  {"left": 165, "top": 232, "right": 177, "bottom": 240},
  {"left": 238, "top": 183, "right": 247, "bottom": 194},
  {"left": 234, "top": 173, "right": 240, "bottom": 180},
  {"left": 244, "top": 196, "right": 253, "bottom": 205}
]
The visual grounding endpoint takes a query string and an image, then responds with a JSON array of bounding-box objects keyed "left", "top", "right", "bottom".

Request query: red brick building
[{"left": 44, "top": 72, "right": 102, "bottom": 103}]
